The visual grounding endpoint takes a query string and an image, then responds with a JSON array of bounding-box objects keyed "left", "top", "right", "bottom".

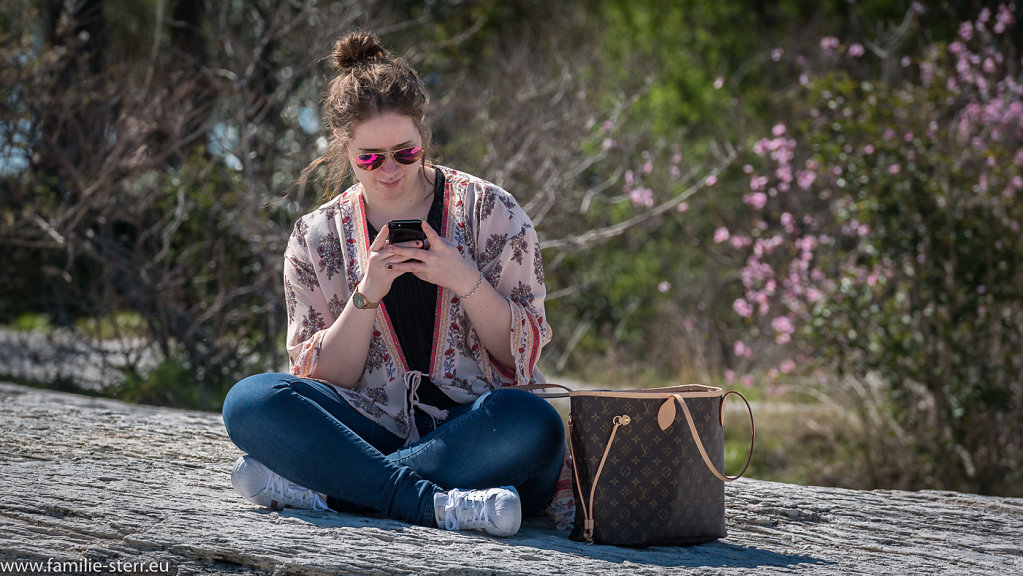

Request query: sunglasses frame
[{"left": 354, "top": 145, "right": 424, "bottom": 171}]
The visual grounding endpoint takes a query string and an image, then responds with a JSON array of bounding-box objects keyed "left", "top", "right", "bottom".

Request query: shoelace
[
  {"left": 263, "top": 472, "right": 328, "bottom": 511},
  {"left": 443, "top": 490, "right": 491, "bottom": 531}
]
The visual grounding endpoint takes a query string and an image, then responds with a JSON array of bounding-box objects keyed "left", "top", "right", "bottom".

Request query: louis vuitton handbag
[{"left": 566, "top": 385, "right": 755, "bottom": 546}]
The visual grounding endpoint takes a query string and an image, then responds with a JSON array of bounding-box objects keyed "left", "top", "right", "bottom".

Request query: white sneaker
[
  {"left": 434, "top": 486, "right": 522, "bottom": 537},
  {"left": 231, "top": 455, "right": 328, "bottom": 512}
]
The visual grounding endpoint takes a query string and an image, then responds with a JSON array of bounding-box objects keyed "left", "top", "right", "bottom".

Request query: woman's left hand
[{"left": 386, "top": 221, "right": 481, "bottom": 296}]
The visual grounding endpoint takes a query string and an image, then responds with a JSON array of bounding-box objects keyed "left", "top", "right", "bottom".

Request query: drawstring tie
[{"left": 403, "top": 370, "right": 449, "bottom": 445}]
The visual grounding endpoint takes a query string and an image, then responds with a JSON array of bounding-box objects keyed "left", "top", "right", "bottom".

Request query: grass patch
[
  {"left": 75, "top": 311, "right": 148, "bottom": 339},
  {"left": 8, "top": 313, "right": 54, "bottom": 333}
]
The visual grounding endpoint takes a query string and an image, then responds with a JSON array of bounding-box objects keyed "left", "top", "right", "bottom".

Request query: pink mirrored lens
[
  {"left": 393, "top": 146, "right": 423, "bottom": 164},
  {"left": 355, "top": 153, "right": 385, "bottom": 170}
]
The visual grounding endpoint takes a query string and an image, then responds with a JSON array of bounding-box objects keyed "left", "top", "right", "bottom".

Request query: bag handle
[
  {"left": 568, "top": 413, "right": 631, "bottom": 544},
  {"left": 665, "top": 391, "right": 755, "bottom": 482}
]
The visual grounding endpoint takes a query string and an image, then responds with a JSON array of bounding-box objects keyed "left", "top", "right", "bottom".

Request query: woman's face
[{"left": 347, "top": 112, "right": 425, "bottom": 206}]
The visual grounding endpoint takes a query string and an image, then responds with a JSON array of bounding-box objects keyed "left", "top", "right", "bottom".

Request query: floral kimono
[{"left": 283, "top": 166, "right": 552, "bottom": 443}]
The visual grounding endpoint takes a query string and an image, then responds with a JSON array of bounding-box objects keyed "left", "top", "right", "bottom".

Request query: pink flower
[
  {"left": 725, "top": 370, "right": 736, "bottom": 383},
  {"left": 863, "top": 144, "right": 875, "bottom": 155},
  {"left": 780, "top": 359, "right": 797, "bottom": 374},
  {"left": 602, "top": 138, "right": 615, "bottom": 150},
  {"left": 714, "top": 227, "right": 730, "bottom": 244},
  {"left": 743, "top": 192, "right": 768, "bottom": 211},
  {"left": 658, "top": 281, "right": 671, "bottom": 293},
  {"left": 911, "top": 2, "right": 924, "bottom": 14},
  {"left": 750, "top": 175, "right": 769, "bottom": 191},
  {"left": 772, "top": 123, "right": 787, "bottom": 137},
  {"left": 848, "top": 43, "right": 865, "bottom": 58},
  {"left": 888, "top": 163, "right": 901, "bottom": 175},
  {"left": 713, "top": 76, "right": 725, "bottom": 90},
  {"left": 629, "top": 187, "right": 654, "bottom": 207},
  {"left": 771, "top": 48, "right": 784, "bottom": 62},
  {"left": 733, "top": 299, "right": 753, "bottom": 318},
  {"left": 602, "top": 120, "right": 614, "bottom": 131},
  {"left": 730, "top": 235, "right": 751, "bottom": 249},
  {"left": 676, "top": 202, "right": 689, "bottom": 213},
  {"left": 772, "top": 316, "right": 794, "bottom": 334},
  {"left": 705, "top": 174, "right": 718, "bottom": 187},
  {"left": 820, "top": 36, "right": 840, "bottom": 55},
  {"left": 901, "top": 55, "right": 912, "bottom": 68},
  {"left": 775, "top": 165, "right": 793, "bottom": 184},
  {"left": 959, "top": 21, "right": 974, "bottom": 41},
  {"left": 995, "top": 4, "right": 1015, "bottom": 34},
  {"left": 734, "top": 340, "right": 753, "bottom": 358},
  {"left": 796, "top": 170, "right": 816, "bottom": 190},
  {"left": 642, "top": 161, "right": 654, "bottom": 175}
]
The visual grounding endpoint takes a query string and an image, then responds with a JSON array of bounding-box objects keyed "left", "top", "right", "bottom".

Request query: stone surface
[{"left": 1, "top": 381, "right": 1020, "bottom": 575}]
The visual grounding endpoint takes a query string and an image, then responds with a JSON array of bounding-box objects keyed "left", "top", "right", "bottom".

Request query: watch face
[{"left": 353, "top": 292, "right": 367, "bottom": 309}]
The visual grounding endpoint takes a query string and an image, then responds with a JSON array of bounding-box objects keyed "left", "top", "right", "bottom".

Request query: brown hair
[{"left": 303, "top": 31, "right": 431, "bottom": 200}]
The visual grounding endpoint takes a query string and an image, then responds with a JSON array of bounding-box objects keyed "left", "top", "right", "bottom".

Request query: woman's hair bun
[{"left": 332, "top": 31, "right": 389, "bottom": 71}]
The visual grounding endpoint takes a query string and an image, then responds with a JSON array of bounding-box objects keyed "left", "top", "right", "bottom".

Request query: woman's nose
[{"left": 379, "top": 154, "right": 400, "bottom": 173}]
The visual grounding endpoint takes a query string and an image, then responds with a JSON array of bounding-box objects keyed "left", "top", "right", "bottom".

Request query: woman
[{"left": 221, "top": 31, "right": 565, "bottom": 538}]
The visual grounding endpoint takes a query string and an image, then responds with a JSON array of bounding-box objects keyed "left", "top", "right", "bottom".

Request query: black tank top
[{"left": 367, "top": 171, "right": 456, "bottom": 411}]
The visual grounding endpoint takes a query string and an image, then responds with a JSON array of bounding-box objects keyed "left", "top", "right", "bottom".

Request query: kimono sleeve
[
  {"left": 283, "top": 215, "right": 332, "bottom": 378},
  {"left": 474, "top": 186, "right": 553, "bottom": 386}
]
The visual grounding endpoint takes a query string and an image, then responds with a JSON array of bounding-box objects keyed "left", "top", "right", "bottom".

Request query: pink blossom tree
[{"left": 722, "top": 3, "right": 1023, "bottom": 494}]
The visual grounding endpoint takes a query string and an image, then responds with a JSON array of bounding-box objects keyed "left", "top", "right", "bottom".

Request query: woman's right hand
[{"left": 358, "top": 225, "right": 412, "bottom": 303}]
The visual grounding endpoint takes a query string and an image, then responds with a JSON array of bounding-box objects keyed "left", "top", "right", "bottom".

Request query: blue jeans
[{"left": 222, "top": 373, "right": 565, "bottom": 527}]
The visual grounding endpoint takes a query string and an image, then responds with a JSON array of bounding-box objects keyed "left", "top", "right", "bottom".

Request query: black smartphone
[{"left": 387, "top": 219, "right": 427, "bottom": 245}]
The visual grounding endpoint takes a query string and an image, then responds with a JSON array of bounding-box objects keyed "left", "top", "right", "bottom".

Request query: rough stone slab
[{"left": 1, "top": 382, "right": 1020, "bottom": 575}]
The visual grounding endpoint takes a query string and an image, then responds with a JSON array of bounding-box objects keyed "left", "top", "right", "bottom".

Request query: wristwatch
[{"left": 352, "top": 288, "right": 379, "bottom": 310}]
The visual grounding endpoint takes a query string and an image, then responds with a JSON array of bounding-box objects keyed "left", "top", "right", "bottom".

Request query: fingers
[{"left": 370, "top": 226, "right": 390, "bottom": 251}]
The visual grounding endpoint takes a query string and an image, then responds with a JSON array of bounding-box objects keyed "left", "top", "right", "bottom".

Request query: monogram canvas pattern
[{"left": 569, "top": 393, "right": 727, "bottom": 546}]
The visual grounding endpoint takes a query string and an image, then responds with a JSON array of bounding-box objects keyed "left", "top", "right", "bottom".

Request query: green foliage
[
  {"left": 10, "top": 313, "right": 54, "bottom": 333},
  {"left": 75, "top": 311, "right": 146, "bottom": 340},
  {"left": 115, "top": 353, "right": 222, "bottom": 411}
]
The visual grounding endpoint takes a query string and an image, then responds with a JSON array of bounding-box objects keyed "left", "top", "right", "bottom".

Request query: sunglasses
[{"left": 354, "top": 145, "right": 424, "bottom": 171}]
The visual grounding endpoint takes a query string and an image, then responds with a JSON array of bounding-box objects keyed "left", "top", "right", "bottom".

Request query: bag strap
[
  {"left": 669, "top": 391, "right": 755, "bottom": 482},
  {"left": 516, "top": 383, "right": 573, "bottom": 398},
  {"left": 568, "top": 413, "right": 631, "bottom": 544}
]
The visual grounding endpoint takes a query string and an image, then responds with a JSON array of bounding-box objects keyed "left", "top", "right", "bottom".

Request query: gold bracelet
[{"left": 459, "top": 272, "right": 484, "bottom": 301}]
